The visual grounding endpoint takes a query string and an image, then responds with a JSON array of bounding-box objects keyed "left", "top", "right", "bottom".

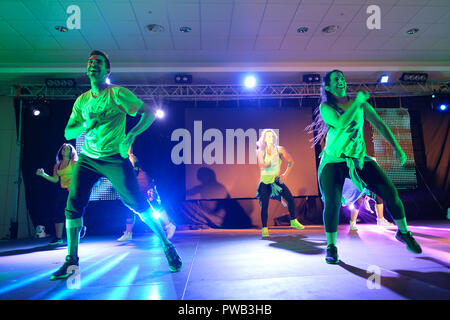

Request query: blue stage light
[
  {"left": 380, "top": 75, "right": 389, "bottom": 84},
  {"left": 439, "top": 104, "right": 447, "bottom": 111},
  {"left": 152, "top": 210, "right": 161, "bottom": 219},
  {"left": 244, "top": 75, "right": 257, "bottom": 89},
  {"left": 155, "top": 109, "right": 165, "bottom": 119}
]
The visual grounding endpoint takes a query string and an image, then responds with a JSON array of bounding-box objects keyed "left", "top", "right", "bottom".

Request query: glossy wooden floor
[{"left": 0, "top": 221, "right": 449, "bottom": 300}]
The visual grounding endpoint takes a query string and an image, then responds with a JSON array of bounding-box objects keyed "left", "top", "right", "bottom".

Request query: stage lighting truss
[{"left": 11, "top": 81, "right": 448, "bottom": 101}]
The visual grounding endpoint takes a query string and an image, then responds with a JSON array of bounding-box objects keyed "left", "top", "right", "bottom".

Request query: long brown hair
[
  {"left": 305, "top": 69, "right": 345, "bottom": 146},
  {"left": 256, "top": 129, "right": 279, "bottom": 154},
  {"left": 56, "top": 143, "right": 78, "bottom": 163}
]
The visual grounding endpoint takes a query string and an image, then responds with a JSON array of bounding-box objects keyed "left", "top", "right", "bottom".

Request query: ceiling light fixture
[
  {"left": 406, "top": 28, "right": 419, "bottom": 35},
  {"left": 54, "top": 25, "right": 68, "bottom": 32},
  {"left": 297, "top": 27, "right": 309, "bottom": 33},
  {"left": 146, "top": 24, "right": 164, "bottom": 33},
  {"left": 322, "top": 25, "right": 339, "bottom": 34},
  {"left": 179, "top": 26, "right": 192, "bottom": 33}
]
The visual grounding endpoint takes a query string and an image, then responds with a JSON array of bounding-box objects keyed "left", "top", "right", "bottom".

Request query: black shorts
[{"left": 65, "top": 154, "right": 150, "bottom": 220}]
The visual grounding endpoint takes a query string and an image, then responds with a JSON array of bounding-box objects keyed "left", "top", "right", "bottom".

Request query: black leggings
[
  {"left": 258, "top": 181, "right": 296, "bottom": 228},
  {"left": 320, "top": 160, "right": 404, "bottom": 233},
  {"left": 54, "top": 187, "right": 69, "bottom": 224}
]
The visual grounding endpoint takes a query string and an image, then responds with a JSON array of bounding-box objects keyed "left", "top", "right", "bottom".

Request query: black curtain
[{"left": 16, "top": 98, "right": 74, "bottom": 233}]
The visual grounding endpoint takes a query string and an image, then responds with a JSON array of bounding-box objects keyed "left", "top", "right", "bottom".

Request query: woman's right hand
[
  {"left": 36, "top": 168, "right": 44, "bottom": 176},
  {"left": 356, "top": 91, "right": 370, "bottom": 104}
]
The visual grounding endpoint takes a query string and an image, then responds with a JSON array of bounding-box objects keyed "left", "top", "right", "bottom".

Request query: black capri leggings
[
  {"left": 258, "top": 180, "right": 296, "bottom": 228},
  {"left": 320, "top": 160, "right": 404, "bottom": 233},
  {"left": 54, "top": 187, "right": 69, "bottom": 224}
]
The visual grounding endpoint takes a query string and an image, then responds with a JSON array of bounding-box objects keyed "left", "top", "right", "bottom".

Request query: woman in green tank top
[
  {"left": 256, "top": 129, "right": 305, "bottom": 238},
  {"left": 307, "top": 70, "right": 422, "bottom": 264}
]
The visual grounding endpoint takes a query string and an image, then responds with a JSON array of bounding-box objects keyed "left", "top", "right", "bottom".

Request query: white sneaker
[
  {"left": 377, "top": 218, "right": 395, "bottom": 227},
  {"left": 350, "top": 220, "right": 358, "bottom": 231},
  {"left": 165, "top": 223, "right": 176, "bottom": 240},
  {"left": 363, "top": 199, "right": 374, "bottom": 214},
  {"left": 117, "top": 231, "right": 132, "bottom": 241}
]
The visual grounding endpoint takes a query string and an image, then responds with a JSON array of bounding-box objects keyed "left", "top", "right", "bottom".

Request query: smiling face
[
  {"left": 325, "top": 71, "right": 347, "bottom": 97},
  {"left": 87, "top": 54, "right": 110, "bottom": 83},
  {"left": 60, "top": 144, "right": 72, "bottom": 159},
  {"left": 265, "top": 131, "right": 275, "bottom": 146}
]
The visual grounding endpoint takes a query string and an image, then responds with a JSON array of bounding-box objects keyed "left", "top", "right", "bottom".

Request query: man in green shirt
[{"left": 50, "top": 50, "right": 182, "bottom": 280}]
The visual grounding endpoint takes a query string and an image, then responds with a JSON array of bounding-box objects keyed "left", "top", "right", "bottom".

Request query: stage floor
[{"left": 0, "top": 221, "right": 449, "bottom": 300}]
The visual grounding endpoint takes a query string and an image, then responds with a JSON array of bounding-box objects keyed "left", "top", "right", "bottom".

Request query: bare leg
[
  {"left": 55, "top": 222, "right": 64, "bottom": 239},
  {"left": 125, "top": 217, "right": 134, "bottom": 233},
  {"left": 376, "top": 203, "right": 384, "bottom": 219},
  {"left": 350, "top": 208, "right": 359, "bottom": 224},
  {"left": 160, "top": 209, "right": 176, "bottom": 240},
  {"left": 136, "top": 208, "right": 171, "bottom": 247}
]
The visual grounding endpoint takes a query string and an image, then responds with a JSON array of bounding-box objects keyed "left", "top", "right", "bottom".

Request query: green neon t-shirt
[{"left": 69, "top": 85, "right": 143, "bottom": 158}]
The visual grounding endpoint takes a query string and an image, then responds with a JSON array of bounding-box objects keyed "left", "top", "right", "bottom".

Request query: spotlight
[
  {"left": 152, "top": 210, "right": 161, "bottom": 219},
  {"left": 244, "top": 75, "right": 257, "bottom": 89},
  {"left": 28, "top": 95, "right": 49, "bottom": 118},
  {"left": 431, "top": 93, "right": 449, "bottom": 112},
  {"left": 349, "top": 204, "right": 355, "bottom": 211},
  {"left": 155, "top": 109, "right": 165, "bottom": 119},
  {"left": 400, "top": 72, "right": 428, "bottom": 84},
  {"left": 379, "top": 74, "right": 389, "bottom": 84},
  {"left": 105, "top": 77, "right": 111, "bottom": 85},
  {"left": 302, "top": 73, "right": 321, "bottom": 83},
  {"left": 174, "top": 74, "right": 192, "bottom": 84},
  {"left": 45, "top": 78, "right": 76, "bottom": 88}
]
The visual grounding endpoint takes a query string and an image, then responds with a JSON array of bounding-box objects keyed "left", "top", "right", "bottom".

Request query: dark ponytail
[{"left": 305, "top": 69, "right": 344, "bottom": 146}]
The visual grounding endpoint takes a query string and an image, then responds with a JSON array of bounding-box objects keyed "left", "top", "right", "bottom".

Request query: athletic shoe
[
  {"left": 117, "top": 231, "right": 132, "bottom": 242},
  {"left": 290, "top": 219, "right": 305, "bottom": 230},
  {"left": 48, "top": 237, "right": 63, "bottom": 246},
  {"left": 377, "top": 217, "right": 395, "bottom": 227},
  {"left": 350, "top": 220, "right": 358, "bottom": 231},
  {"left": 165, "top": 223, "right": 176, "bottom": 240},
  {"left": 80, "top": 226, "right": 87, "bottom": 239},
  {"left": 326, "top": 244, "right": 339, "bottom": 264},
  {"left": 50, "top": 255, "right": 79, "bottom": 280},
  {"left": 261, "top": 227, "right": 270, "bottom": 238},
  {"left": 363, "top": 199, "right": 374, "bottom": 213},
  {"left": 163, "top": 243, "right": 182, "bottom": 272},
  {"left": 395, "top": 230, "right": 422, "bottom": 254}
]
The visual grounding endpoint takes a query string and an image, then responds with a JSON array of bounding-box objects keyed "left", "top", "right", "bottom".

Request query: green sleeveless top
[
  {"left": 260, "top": 146, "right": 282, "bottom": 184},
  {"left": 318, "top": 102, "right": 370, "bottom": 202},
  {"left": 256, "top": 146, "right": 286, "bottom": 207}
]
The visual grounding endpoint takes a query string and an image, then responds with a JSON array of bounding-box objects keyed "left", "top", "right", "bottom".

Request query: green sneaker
[
  {"left": 326, "top": 244, "right": 339, "bottom": 264},
  {"left": 163, "top": 243, "right": 182, "bottom": 272},
  {"left": 290, "top": 219, "right": 305, "bottom": 230},
  {"left": 50, "top": 255, "right": 79, "bottom": 280},
  {"left": 395, "top": 230, "right": 422, "bottom": 254}
]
